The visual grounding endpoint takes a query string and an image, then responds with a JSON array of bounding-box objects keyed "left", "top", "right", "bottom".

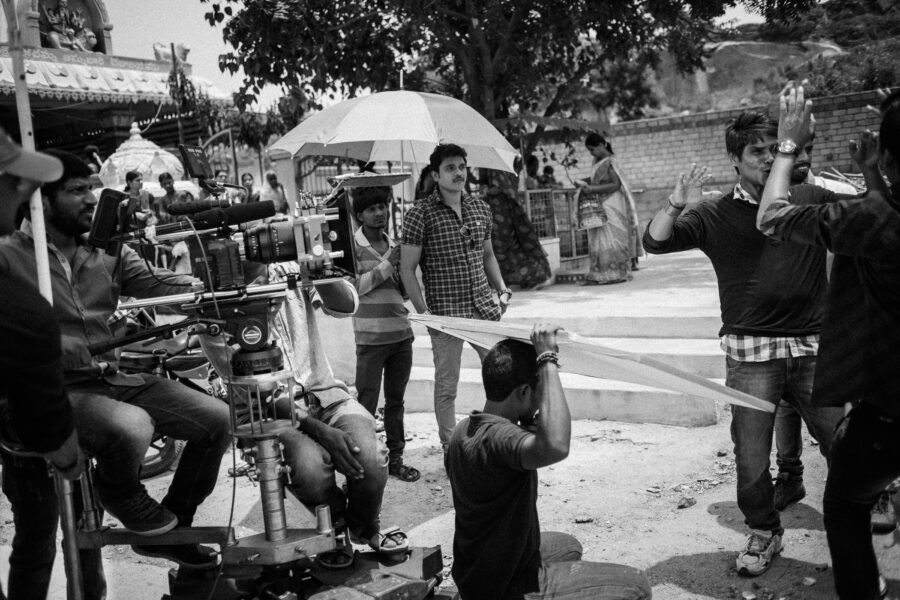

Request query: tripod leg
[{"left": 54, "top": 472, "right": 84, "bottom": 600}]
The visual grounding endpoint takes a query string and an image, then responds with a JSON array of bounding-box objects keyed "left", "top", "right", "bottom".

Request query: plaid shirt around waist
[
  {"left": 720, "top": 334, "right": 819, "bottom": 362},
  {"left": 402, "top": 191, "right": 500, "bottom": 320}
]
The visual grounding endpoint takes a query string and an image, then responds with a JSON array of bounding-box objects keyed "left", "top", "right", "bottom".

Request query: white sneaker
[{"left": 736, "top": 529, "right": 782, "bottom": 576}]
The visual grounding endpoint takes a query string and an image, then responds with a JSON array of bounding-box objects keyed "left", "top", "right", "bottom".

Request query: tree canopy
[{"left": 202, "top": 0, "right": 815, "bottom": 125}]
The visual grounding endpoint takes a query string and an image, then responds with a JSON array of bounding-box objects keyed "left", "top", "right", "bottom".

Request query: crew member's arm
[
  {"left": 519, "top": 324, "right": 570, "bottom": 470},
  {"left": 399, "top": 205, "right": 429, "bottom": 313},
  {"left": 482, "top": 240, "right": 510, "bottom": 313},
  {"left": 117, "top": 243, "right": 198, "bottom": 298},
  {"left": 354, "top": 243, "right": 397, "bottom": 297},
  {"left": 400, "top": 244, "right": 428, "bottom": 313},
  {"left": 644, "top": 164, "right": 711, "bottom": 251},
  {"left": 759, "top": 86, "right": 900, "bottom": 258}
]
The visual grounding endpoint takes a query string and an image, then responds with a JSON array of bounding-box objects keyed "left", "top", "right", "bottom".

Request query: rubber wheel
[{"left": 140, "top": 435, "right": 185, "bottom": 479}]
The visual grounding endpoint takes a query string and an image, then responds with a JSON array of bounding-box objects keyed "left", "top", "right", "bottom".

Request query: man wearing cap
[
  {"left": 0, "top": 149, "right": 232, "bottom": 588},
  {"left": 0, "top": 134, "right": 94, "bottom": 599}
]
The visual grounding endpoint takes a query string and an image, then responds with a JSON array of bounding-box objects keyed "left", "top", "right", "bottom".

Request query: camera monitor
[{"left": 179, "top": 145, "right": 215, "bottom": 181}]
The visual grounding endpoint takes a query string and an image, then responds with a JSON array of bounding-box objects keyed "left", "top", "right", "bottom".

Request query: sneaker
[
  {"left": 872, "top": 490, "right": 898, "bottom": 534},
  {"left": 736, "top": 530, "right": 782, "bottom": 577},
  {"left": 101, "top": 488, "right": 178, "bottom": 536},
  {"left": 132, "top": 543, "right": 219, "bottom": 570},
  {"left": 773, "top": 472, "right": 806, "bottom": 511}
]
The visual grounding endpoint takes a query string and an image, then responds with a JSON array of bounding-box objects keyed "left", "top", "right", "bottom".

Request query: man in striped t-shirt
[{"left": 351, "top": 186, "right": 420, "bottom": 482}]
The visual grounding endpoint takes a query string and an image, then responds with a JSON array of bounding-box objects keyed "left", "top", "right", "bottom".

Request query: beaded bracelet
[{"left": 536, "top": 351, "right": 560, "bottom": 368}]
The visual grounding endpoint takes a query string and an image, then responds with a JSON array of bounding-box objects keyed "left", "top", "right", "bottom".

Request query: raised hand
[
  {"left": 778, "top": 85, "right": 815, "bottom": 148},
  {"left": 849, "top": 129, "right": 880, "bottom": 171},
  {"left": 671, "top": 164, "right": 712, "bottom": 208}
]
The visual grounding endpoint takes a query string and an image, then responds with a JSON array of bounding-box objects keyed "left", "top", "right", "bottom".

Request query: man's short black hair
[
  {"left": 429, "top": 143, "right": 467, "bottom": 173},
  {"left": 40, "top": 149, "right": 93, "bottom": 200},
  {"left": 158, "top": 172, "right": 173, "bottom": 183},
  {"left": 725, "top": 110, "right": 778, "bottom": 158},
  {"left": 353, "top": 186, "right": 391, "bottom": 215},
  {"left": 482, "top": 339, "right": 538, "bottom": 403},
  {"left": 880, "top": 90, "right": 900, "bottom": 163}
]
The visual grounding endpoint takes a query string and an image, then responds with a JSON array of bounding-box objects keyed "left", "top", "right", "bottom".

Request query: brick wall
[{"left": 540, "top": 90, "right": 884, "bottom": 226}]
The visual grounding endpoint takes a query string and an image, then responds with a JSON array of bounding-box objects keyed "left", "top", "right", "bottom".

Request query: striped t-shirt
[{"left": 351, "top": 227, "right": 413, "bottom": 346}]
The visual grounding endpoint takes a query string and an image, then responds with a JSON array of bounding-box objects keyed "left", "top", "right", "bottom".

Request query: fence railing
[{"left": 521, "top": 188, "right": 588, "bottom": 261}]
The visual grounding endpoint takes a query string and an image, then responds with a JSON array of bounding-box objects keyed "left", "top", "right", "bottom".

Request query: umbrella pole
[
  {"left": 3, "top": 0, "right": 53, "bottom": 304},
  {"left": 397, "top": 142, "right": 405, "bottom": 239}
]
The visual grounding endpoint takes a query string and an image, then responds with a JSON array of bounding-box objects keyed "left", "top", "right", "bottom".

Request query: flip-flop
[
  {"left": 351, "top": 526, "right": 409, "bottom": 556},
  {"left": 388, "top": 461, "right": 421, "bottom": 483}
]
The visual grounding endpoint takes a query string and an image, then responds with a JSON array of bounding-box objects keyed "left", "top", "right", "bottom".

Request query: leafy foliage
[
  {"left": 758, "top": 0, "right": 900, "bottom": 97},
  {"left": 199, "top": 0, "right": 813, "bottom": 125}
]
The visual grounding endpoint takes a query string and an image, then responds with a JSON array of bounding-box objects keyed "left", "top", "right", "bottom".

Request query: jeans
[
  {"left": 0, "top": 453, "right": 106, "bottom": 600},
  {"left": 429, "top": 329, "right": 489, "bottom": 448},
  {"left": 726, "top": 355, "right": 843, "bottom": 533},
  {"left": 523, "top": 532, "right": 651, "bottom": 600},
  {"left": 280, "top": 397, "right": 388, "bottom": 539},
  {"left": 774, "top": 401, "right": 804, "bottom": 477},
  {"left": 67, "top": 374, "right": 231, "bottom": 526},
  {"left": 824, "top": 402, "right": 900, "bottom": 600},
  {"left": 355, "top": 338, "right": 413, "bottom": 461}
]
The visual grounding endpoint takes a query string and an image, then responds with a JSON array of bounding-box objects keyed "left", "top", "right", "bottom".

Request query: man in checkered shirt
[
  {"left": 400, "top": 143, "right": 511, "bottom": 452},
  {"left": 642, "top": 110, "right": 844, "bottom": 578}
]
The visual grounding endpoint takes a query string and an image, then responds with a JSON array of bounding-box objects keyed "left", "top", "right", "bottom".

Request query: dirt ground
[{"left": 2, "top": 409, "right": 898, "bottom": 599}]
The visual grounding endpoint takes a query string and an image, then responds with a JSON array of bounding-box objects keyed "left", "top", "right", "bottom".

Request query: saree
[{"left": 582, "top": 157, "right": 642, "bottom": 284}]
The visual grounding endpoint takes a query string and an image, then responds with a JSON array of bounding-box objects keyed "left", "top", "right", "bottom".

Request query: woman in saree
[{"left": 576, "top": 133, "right": 643, "bottom": 284}]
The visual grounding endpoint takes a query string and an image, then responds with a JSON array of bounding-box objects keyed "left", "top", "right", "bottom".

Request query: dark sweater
[
  {"left": 759, "top": 185, "right": 900, "bottom": 414},
  {"left": 642, "top": 185, "right": 833, "bottom": 337}
]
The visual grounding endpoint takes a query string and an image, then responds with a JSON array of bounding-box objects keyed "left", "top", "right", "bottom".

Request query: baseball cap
[{"left": 0, "top": 128, "right": 63, "bottom": 184}]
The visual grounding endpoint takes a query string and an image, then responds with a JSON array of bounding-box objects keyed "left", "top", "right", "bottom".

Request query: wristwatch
[
  {"left": 499, "top": 288, "right": 512, "bottom": 299},
  {"left": 776, "top": 139, "right": 800, "bottom": 157}
]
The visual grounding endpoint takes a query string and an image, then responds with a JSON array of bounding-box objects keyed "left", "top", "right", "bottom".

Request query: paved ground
[{"left": 2, "top": 251, "right": 898, "bottom": 599}]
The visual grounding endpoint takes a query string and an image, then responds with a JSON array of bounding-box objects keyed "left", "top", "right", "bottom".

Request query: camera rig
[{"left": 93, "top": 152, "right": 441, "bottom": 599}]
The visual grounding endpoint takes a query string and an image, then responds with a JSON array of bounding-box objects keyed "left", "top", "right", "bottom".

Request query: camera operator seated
[
  {"left": 203, "top": 263, "right": 406, "bottom": 566},
  {"left": 445, "top": 324, "right": 651, "bottom": 600},
  {"left": 0, "top": 150, "right": 232, "bottom": 578}
]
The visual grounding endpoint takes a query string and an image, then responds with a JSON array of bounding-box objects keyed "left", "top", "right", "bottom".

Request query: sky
[{"left": 16, "top": 1, "right": 763, "bottom": 110}]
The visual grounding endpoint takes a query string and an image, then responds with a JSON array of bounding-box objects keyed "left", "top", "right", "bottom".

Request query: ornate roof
[{"left": 0, "top": 45, "right": 229, "bottom": 105}]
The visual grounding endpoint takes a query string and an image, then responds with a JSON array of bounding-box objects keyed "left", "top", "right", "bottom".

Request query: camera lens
[{"left": 245, "top": 222, "right": 297, "bottom": 263}]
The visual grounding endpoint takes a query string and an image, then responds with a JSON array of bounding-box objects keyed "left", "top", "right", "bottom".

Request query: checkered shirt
[
  {"left": 721, "top": 184, "right": 818, "bottom": 361},
  {"left": 402, "top": 190, "right": 500, "bottom": 320}
]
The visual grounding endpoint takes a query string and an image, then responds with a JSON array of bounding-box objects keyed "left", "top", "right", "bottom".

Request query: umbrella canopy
[
  {"left": 411, "top": 314, "right": 775, "bottom": 413},
  {"left": 99, "top": 123, "right": 186, "bottom": 188},
  {"left": 269, "top": 91, "right": 518, "bottom": 173}
]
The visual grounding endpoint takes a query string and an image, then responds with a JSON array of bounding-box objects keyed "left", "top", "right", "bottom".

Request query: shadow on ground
[
  {"left": 708, "top": 500, "right": 825, "bottom": 534},
  {"left": 645, "top": 551, "right": 838, "bottom": 599}
]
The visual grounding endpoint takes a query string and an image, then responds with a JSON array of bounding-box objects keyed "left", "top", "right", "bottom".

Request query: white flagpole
[{"left": 2, "top": 0, "right": 53, "bottom": 303}]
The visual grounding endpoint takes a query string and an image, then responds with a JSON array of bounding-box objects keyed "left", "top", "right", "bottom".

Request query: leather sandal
[{"left": 388, "top": 460, "right": 421, "bottom": 483}]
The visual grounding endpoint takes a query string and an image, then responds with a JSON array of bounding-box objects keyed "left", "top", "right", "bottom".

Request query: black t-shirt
[{"left": 445, "top": 412, "right": 539, "bottom": 600}]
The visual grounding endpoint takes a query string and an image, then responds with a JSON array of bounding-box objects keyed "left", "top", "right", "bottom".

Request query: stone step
[
  {"left": 402, "top": 366, "right": 720, "bottom": 428},
  {"left": 410, "top": 334, "right": 725, "bottom": 378}
]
